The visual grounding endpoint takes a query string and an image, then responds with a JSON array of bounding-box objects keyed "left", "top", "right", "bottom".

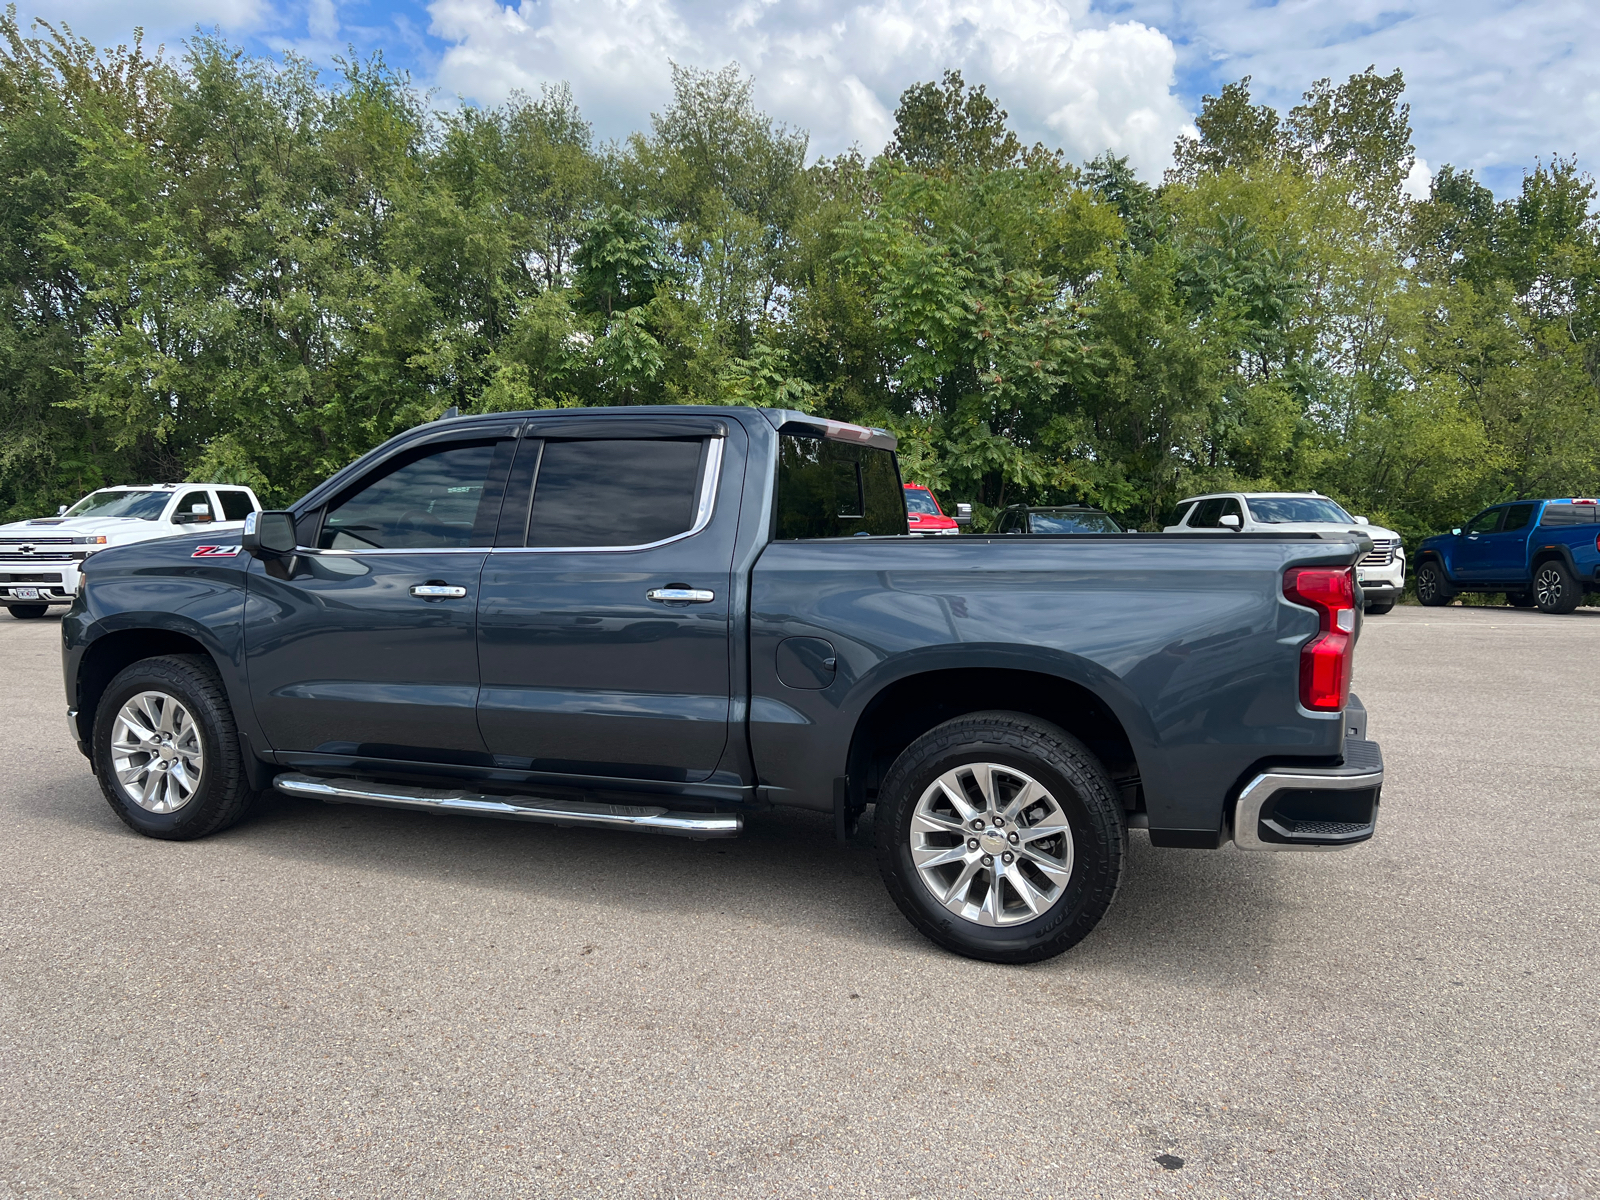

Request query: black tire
[
  {"left": 1506, "top": 592, "right": 1535, "bottom": 608},
  {"left": 1533, "top": 559, "right": 1580, "bottom": 614},
  {"left": 1365, "top": 600, "right": 1395, "bottom": 615},
  {"left": 7, "top": 603, "right": 48, "bottom": 619},
  {"left": 874, "top": 711, "right": 1126, "bottom": 964},
  {"left": 91, "top": 654, "right": 259, "bottom": 840},
  {"left": 1415, "top": 561, "right": 1452, "bottom": 607}
]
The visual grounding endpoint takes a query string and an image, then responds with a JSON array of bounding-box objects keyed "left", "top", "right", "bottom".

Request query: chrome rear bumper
[{"left": 1232, "top": 736, "right": 1383, "bottom": 852}]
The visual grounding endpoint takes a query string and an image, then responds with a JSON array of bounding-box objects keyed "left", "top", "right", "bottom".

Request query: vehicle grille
[
  {"left": 1360, "top": 538, "right": 1398, "bottom": 567},
  {"left": 0, "top": 536, "right": 74, "bottom": 545},
  {"left": 0, "top": 572, "right": 64, "bottom": 583},
  {"left": 0, "top": 553, "right": 77, "bottom": 564}
]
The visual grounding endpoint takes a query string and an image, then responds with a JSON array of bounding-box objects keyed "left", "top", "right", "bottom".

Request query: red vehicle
[{"left": 903, "top": 484, "right": 961, "bottom": 535}]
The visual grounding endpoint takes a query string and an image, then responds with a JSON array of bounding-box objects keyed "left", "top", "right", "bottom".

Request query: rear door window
[
  {"left": 1500, "top": 503, "right": 1535, "bottom": 532},
  {"left": 524, "top": 439, "right": 709, "bottom": 548},
  {"left": 217, "top": 490, "right": 256, "bottom": 521},
  {"left": 775, "top": 435, "right": 906, "bottom": 539}
]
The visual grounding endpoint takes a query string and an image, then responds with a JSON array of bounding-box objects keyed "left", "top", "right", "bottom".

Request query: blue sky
[{"left": 35, "top": 0, "right": 1600, "bottom": 195}]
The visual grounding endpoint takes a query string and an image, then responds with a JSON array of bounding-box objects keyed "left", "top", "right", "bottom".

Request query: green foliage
[{"left": 0, "top": 16, "right": 1596, "bottom": 542}]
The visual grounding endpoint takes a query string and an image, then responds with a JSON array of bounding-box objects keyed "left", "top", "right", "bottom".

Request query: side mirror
[
  {"left": 954, "top": 503, "right": 973, "bottom": 528},
  {"left": 1451, "top": 527, "right": 1461, "bottom": 536},
  {"left": 1219, "top": 513, "right": 1241, "bottom": 529},
  {"left": 243, "top": 510, "right": 297, "bottom": 557},
  {"left": 1352, "top": 515, "right": 1370, "bottom": 525},
  {"left": 57, "top": 505, "right": 67, "bottom": 516}
]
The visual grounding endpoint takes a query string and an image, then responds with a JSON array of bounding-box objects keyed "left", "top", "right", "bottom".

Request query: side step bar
[{"left": 273, "top": 773, "right": 742, "bottom": 839}]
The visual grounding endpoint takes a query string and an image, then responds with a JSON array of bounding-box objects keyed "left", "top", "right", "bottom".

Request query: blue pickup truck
[
  {"left": 1415, "top": 499, "right": 1600, "bottom": 613},
  {"left": 61, "top": 406, "right": 1384, "bottom": 964}
]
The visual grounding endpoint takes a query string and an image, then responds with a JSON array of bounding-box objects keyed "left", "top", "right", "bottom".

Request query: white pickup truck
[
  {"left": 1164, "top": 491, "right": 1406, "bottom": 614},
  {"left": 0, "top": 484, "right": 262, "bottom": 619}
]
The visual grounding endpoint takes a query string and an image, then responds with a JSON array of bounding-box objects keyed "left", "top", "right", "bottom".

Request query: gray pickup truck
[{"left": 62, "top": 406, "right": 1383, "bottom": 963}]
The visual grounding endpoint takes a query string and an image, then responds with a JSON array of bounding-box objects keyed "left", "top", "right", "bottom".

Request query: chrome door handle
[
  {"left": 411, "top": 584, "right": 467, "bottom": 598},
  {"left": 647, "top": 587, "right": 715, "bottom": 603}
]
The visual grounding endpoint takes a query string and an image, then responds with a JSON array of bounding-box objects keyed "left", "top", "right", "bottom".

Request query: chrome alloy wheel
[
  {"left": 110, "top": 690, "right": 205, "bottom": 813},
  {"left": 909, "top": 762, "right": 1075, "bottom": 927},
  {"left": 1535, "top": 564, "right": 1565, "bottom": 608}
]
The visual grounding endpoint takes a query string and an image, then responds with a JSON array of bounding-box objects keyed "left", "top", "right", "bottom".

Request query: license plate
[{"left": 12, "top": 587, "right": 39, "bottom": 599}]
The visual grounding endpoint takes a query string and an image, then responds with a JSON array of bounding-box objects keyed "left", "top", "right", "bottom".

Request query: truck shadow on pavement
[{"left": 45, "top": 770, "right": 1307, "bottom": 979}]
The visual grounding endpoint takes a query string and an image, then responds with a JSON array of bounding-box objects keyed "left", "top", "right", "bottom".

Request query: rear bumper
[{"left": 1232, "top": 735, "right": 1383, "bottom": 852}]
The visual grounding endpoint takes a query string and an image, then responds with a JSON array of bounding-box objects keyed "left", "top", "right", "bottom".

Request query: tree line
[{"left": 3, "top": 10, "right": 1598, "bottom": 539}]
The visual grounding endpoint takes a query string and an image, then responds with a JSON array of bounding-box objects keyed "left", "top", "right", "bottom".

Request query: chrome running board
[{"left": 273, "top": 773, "right": 742, "bottom": 839}]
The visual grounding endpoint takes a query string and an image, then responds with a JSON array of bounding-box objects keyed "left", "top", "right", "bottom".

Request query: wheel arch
[
  {"left": 844, "top": 665, "right": 1145, "bottom": 821},
  {"left": 1530, "top": 542, "right": 1578, "bottom": 576},
  {"left": 74, "top": 626, "right": 219, "bottom": 748}
]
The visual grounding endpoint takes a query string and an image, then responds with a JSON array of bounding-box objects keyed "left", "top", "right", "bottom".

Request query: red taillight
[{"left": 1283, "top": 567, "right": 1356, "bottom": 712}]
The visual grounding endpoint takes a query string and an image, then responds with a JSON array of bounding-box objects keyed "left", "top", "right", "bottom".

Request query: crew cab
[
  {"left": 1165, "top": 492, "right": 1405, "bottom": 614},
  {"left": 1415, "top": 499, "right": 1600, "bottom": 613},
  {"left": 1, "top": 484, "right": 261, "bottom": 619},
  {"left": 61, "top": 407, "right": 1384, "bottom": 964}
]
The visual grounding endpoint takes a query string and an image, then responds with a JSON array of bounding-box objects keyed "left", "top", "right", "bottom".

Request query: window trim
[{"left": 489, "top": 435, "right": 725, "bottom": 555}]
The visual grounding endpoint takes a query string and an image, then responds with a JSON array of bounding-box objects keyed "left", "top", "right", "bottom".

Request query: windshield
[
  {"left": 904, "top": 489, "right": 942, "bottom": 516},
  {"left": 1245, "top": 497, "right": 1354, "bottom": 525},
  {"left": 64, "top": 490, "right": 169, "bottom": 521},
  {"left": 1029, "top": 511, "right": 1122, "bottom": 533}
]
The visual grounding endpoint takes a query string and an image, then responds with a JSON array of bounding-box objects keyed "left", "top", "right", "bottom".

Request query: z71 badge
[{"left": 191, "top": 545, "right": 243, "bottom": 558}]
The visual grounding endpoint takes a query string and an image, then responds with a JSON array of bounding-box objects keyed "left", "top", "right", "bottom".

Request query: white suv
[
  {"left": 0, "top": 484, "right": 262, "bottom": 619},
  {"left": 1164, "top": 492, "right": 1405, "bottom": 614}
]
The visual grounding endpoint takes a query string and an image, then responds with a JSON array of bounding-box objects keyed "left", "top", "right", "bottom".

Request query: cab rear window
[
  {"left": 1540, "top": 502, "right": 1600, "bottom": 526},
  {"left": 776, "top": 435, "right": 907, "bottom": 539}
]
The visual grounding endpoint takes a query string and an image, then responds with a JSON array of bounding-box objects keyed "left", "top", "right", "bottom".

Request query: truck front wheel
[
  {"left": 1534, "top": 560, "right": 1580, "bottom": 614},
  {"left": 1415, "top": 562, "right": 1452, "bottom": 607},
  {"left": 91, "top": 654, "right": 260, "bottom": 840},
  {"left": 874, "top": 711, "right": 1126, "bottom": 964}
]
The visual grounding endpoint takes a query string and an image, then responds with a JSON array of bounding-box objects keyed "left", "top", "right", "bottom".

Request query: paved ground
[{"left": 1, "top": 605, "right": 1596, "bottom": 1199}]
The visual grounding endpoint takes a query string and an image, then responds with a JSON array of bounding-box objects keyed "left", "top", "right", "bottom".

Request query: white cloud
[
  {"left": 1402, "top": 157, "right": 1432, "bottom": 202},
  {"left": 1110, "top": 0, "right": 1600, "bottom": 194},
  {"left": 426, "top": 0, "right": 1196, "bottom": 175},
  {"left": 30, "top": 0, "right": 269, "bottom": 47}
]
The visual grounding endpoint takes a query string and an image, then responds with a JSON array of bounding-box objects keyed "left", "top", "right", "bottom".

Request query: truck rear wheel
[
  {"left": 1534, "top": 559, "right": 1580, "bottom": 614},
  {"left": 7, "top": 604, "right": 49, "bottom": 619},
  {"left": 874, "top": 711, "right": 1126, "bottom": 964},
  {"left": 91, "top": 654, "right": 259, "bottom": 840},
  {"left": 1415, "top": 562, "right": 1452, "bottom": 607}
]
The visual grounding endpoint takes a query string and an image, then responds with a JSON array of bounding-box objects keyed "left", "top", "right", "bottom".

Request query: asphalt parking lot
[{"left": 1, "top": 605, "right": 1596, "bottom": 1199}]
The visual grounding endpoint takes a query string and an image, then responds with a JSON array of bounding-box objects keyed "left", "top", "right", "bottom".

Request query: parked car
[
  {"left": 1165, "top": 492, "right": 1404, "bottom": 614},
  {"left": 994, "top": 505, "right": 1123, "bottom": 534},
  {"left": 62, "top": 407, "right": 1382, "bottom": 964},
  {"left": 1415, "top": 498, "right": 1600, "bottom": 613},
  {"left": 0, "top": 484, "right": 261, "bottom": 619},
  {"left": 902, "top": 483, "right": 965, "bottom": 534}
]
